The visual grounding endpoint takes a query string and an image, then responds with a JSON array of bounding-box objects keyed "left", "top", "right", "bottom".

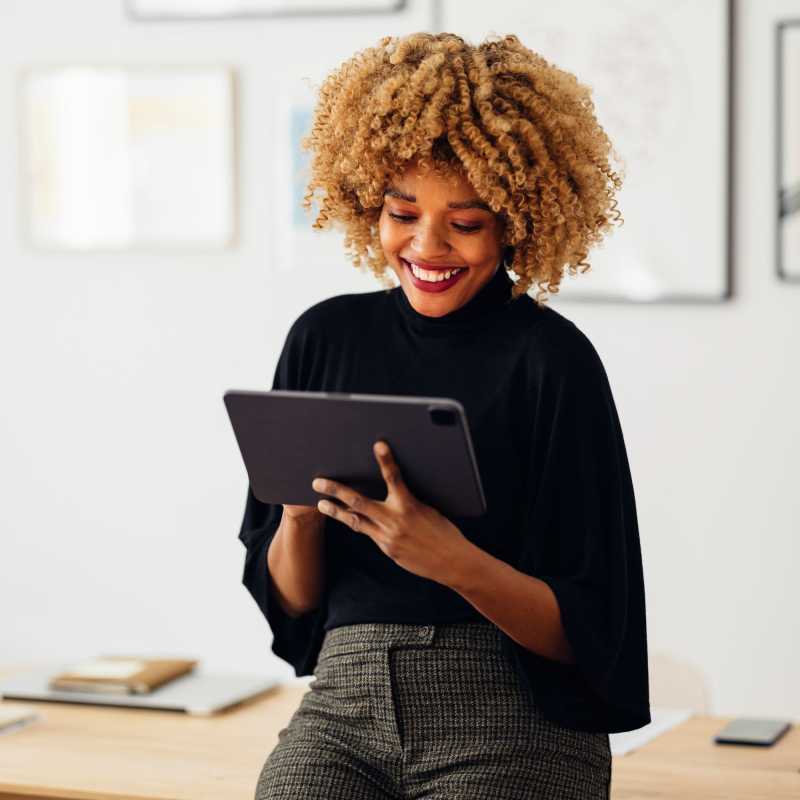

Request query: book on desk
[{"left": 48, "top": 656, "right": 197, "bottom": 695}]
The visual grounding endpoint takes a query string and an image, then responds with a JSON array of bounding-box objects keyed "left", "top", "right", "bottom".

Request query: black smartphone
[{"left": 713, "top": 717, "right": 791, "bottom": 746}]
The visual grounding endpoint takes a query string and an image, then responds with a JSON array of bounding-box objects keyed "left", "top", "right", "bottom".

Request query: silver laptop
[{"left": 0, "top": 666, "right": 280, "bottom": 715}]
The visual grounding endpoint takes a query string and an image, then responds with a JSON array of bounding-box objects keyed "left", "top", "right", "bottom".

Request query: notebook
[{"left": 49, "top": 656, "right": 197, "bottom": 694}]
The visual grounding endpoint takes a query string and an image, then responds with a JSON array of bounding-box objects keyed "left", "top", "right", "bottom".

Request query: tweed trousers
[{"left": 255, "top": 621, "right": 612, "bottom": 799}]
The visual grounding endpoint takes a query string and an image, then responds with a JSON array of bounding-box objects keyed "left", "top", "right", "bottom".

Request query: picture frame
[
  {"left": 270, "top": 72, "right": 349, "bottom": 276},
  {"left": 443, "top": 0, "right": 734, "bottom": 304},
  {"left": 124, "top": 0, "right": 406, "bottom": 21},
  {"left": 776, "top": 20, "right": 800, "bottom": 282},
  {"left": 19, "top": 64, "right": 237, "bottom": 252}
]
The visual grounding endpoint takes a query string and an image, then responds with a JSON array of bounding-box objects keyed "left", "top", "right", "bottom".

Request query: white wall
[{"left": 1, "top": 0, "right": 798, "bottom": 721}]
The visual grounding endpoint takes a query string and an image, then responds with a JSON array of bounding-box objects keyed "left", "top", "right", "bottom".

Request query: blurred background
[{"left": 1, "top": 0, "right": 797, "bottom": 723}]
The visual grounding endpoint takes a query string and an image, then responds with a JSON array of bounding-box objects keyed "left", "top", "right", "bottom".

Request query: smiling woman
[{"left": 241, "top": 30, "right": 649, "bottom": 800}]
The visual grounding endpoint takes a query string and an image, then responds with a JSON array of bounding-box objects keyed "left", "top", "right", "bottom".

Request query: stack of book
[{"left": 48, "top": 656, "right": 197, "bottom": 695}]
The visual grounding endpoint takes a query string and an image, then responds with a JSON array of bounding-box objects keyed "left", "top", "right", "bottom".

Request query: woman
[{"left": 239, "top": 31, "right": 650, "bottom": 799}]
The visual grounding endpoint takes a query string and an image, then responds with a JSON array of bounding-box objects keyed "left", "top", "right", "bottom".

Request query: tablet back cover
[{"left": 224, "top": 390, "right": 487, "bottom": 518}]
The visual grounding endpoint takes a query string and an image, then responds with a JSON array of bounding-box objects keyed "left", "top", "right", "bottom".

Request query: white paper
[
  {"left": 610, "top": 706, "right": 695, "bottom": 756},
  {"left": 66, "top": 658, "right": 146, "bottom": 680}
]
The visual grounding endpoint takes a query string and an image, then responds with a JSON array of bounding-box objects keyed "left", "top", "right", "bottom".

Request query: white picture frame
[
  {"left": 20, "top": 65, "right": 237, "bottom": 251},
  {"left": 125, "top": 0, "right": 406, "bottom": 20},
  {"left": 443, "top": 0, "right": 733, "bottom": 304}
]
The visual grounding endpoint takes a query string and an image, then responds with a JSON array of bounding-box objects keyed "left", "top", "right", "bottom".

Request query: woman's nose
[{"left": 410, "top": 224, "right": 451, "bottom": 257}]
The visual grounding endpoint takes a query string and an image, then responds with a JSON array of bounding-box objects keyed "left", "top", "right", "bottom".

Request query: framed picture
[
  {"left": 443, "top": 0, "right": 734, "bottom": 303},
  {"left": 20, "top": 65, "right": 236, "bottom": 251},
  {"left": 125, "top": 0, "right": 406, "bottom": 20},
  {"left": 270, "top": 72, "right": 348, "bottom": 276},
  {"left": 777, "top": 20, "right": 800, "bottom": 282}
]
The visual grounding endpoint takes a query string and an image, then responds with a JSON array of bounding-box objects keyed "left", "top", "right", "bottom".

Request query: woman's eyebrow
[{"left": 384, "top": 186, "right": 491, "bottom": 212}]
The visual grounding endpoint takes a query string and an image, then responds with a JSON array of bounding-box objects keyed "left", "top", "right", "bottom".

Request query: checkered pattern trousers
[{"left": 255, "top": 621, "right": 611, "bottom": 799}]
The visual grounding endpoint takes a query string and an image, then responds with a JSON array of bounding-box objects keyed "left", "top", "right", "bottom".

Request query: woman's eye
[{"left": 388, "top": 212, "right": 481, "bottom": 234}]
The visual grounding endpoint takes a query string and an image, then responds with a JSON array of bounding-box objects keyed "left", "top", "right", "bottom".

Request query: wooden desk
[
  {"left": 612, "top": 714, "right": 800, "bottom": 798},
  {"left": 1, "top": 685, "right": 798, "bottom": 799}
]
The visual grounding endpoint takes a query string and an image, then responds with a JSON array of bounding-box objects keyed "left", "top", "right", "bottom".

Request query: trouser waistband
[{"left": 319, "top": 621, "right": 505, "bottom": 659}]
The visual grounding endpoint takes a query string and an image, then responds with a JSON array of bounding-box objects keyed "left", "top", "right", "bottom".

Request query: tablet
[{"left": 223, "top": 390, "right": 487, "bottom": 518}]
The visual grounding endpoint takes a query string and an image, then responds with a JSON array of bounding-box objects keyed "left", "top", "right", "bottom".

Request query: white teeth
[{"left": 408, "top": 261, "right": 464, "bottom": 282}]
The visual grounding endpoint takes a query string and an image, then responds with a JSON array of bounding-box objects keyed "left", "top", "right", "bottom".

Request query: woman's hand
[{"left": 311, "top": 440, "right": 471, "bottom": 585}]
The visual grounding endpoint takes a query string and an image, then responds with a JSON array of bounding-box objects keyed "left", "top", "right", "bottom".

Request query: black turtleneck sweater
[{"left": 238, "top": 266, "right": 651, "bottom": 734}]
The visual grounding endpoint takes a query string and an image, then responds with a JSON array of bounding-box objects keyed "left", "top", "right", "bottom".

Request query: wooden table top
[{"left": 1, "top": 681, "right": 798, "bottom": 799}]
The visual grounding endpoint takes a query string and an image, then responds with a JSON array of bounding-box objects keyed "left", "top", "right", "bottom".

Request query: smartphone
[{"left": 713, "top": 717, "right": 791, "bottom": 746}]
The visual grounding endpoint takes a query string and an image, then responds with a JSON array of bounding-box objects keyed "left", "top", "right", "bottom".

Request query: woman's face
[{"left": 378, "top": 162, "right": 505, "bottom": 318}]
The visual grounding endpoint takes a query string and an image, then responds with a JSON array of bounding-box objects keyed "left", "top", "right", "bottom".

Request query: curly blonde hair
[{"left": 301, "top": 31, "right": 624, "bottom": 304}]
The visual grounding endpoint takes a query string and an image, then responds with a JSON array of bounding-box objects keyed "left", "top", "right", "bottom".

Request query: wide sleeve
[
  {"left": 237, "top": 318, "right": 328, "bottom": 677},
  {"left": 512, "top": 322, "right": 650, "bottom": 732}
]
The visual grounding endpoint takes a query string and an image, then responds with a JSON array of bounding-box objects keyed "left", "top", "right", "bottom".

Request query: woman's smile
[{"left": 401, "top": 257, "right": 469, "bottom": 293}]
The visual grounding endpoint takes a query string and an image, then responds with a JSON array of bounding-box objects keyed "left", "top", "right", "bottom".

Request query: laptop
[{"left": 0, "top": 666, "right": 280, "bottom": 716}]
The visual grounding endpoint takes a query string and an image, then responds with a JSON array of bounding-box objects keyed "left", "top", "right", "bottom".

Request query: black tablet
[{"left": 223, "top": 390, "right": 487, "bottom": 518}]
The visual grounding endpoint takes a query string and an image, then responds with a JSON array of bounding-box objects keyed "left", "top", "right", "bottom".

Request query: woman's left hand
[{"left": 311, "top": 440, "right": 471, "bottom": 586}]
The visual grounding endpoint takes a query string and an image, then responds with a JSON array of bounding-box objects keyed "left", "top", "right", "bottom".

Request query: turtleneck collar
[{"left": 392, "top": 263, "right": 515, "bottom": 337}]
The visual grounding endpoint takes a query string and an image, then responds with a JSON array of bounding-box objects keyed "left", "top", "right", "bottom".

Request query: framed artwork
[
  {"left": 777, "top": 20, "right": 800, "bottom": 282},
  {"left": 443, "top": 0, "right": 734, "bottom": 303},
  {"left": 125, "top": 0, "right": 406, "bottom": 20},
  {"left": 271, "top": 72, "right": 348, "bottom": 276},
  {"left": 20, "top": 65, "right": 236, "bottom": 251}
]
